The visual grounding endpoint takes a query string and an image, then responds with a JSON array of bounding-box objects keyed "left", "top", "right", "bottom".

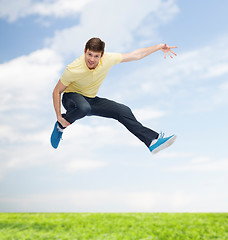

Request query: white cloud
[
  {"left": 1, "top": 189, "right": 226, "bottom": 212},
  {"left": 65, "top": 159, "right": 108, "bottom": 173},
  {"left": 167, "top": 156, "right": 228, "bottom": 172},
  {"left": 47, "top": 0, "right": 179, "bottom": 57},
  {"left": 0, "top": 48, "right": 63, "bottom": 111},
  {"left": 153, "top": 151, "right": 193, "bottom": 160},
  {"left": 31, "top": 0, "right": 93, "bottom": 18},
  {"left": 111, "top": 36, "right": 228, "bottom": 113},
  {"left": 1, "top": 0, "right": 228, "bottom": 213},
  {"left": 0, "top": 48, "right": 63, "bottom": 179},
  {"left": 133, "top": 107, "right": 166, "bottom": 121},
  {"left": 0, "top": 0, "right": 93, "bottom": 22},
  {"left": 142, "top": 46, "right": 228, "bottom": 95},
  {"left": 0, "top": 48, "right": 65, "bottom": 178},
  {"left": 63, "top": 122, "right": 141, "bottom": 149},
  {"left": 0, "top": 118, "right": 141, "bottom": 180},
  {"left": 0, "top": 0, "right": 30, "bottom": 22},
  {"left": 211, "top": 80, "right": 228, "bottom": 106},
  {"left": 0, "top": 125, "right": 110, "bottom": 179}
]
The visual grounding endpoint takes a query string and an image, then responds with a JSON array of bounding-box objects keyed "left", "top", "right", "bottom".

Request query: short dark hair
[{"left": 85, "top": 37, "right": 105, "bottom": 56}]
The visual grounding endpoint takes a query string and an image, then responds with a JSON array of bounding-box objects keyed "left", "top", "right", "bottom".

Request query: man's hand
[
  {"left": 161, "top": 44, "right": 177, "bottom": 59},
  {"left": 57, "top": 116, "right": 71, "bottom": 128}
]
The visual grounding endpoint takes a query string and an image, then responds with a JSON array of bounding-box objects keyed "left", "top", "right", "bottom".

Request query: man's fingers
[
  {"left": 168, "top": 52, "right": 173, "bottom": 58},
  {"left": 170, "top": 50, "right": 177, "bottom": 56},
  {"left": 65, "top": 120, "right": 71, "bottom": 126},
  {"left": 162, "top": 45, "right": 177, "bottom": 59},
  {"left": 60, "top": 118, "right": 71, "bottom": 128}
]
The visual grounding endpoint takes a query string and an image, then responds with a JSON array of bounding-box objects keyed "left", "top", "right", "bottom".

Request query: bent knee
[
  {"left": 119, "top": 105, "right": 132, "bottom": 115},
  {"left": 116, "top": 105, "right": 134, "bottom": 120},
  {"left": 79, "top": 103, "right": 91, "bottom": 115}
]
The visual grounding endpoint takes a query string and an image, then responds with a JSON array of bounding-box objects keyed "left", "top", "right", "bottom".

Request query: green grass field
[{"left": 0, "top": 213, "right": 227, "bottom": 239}]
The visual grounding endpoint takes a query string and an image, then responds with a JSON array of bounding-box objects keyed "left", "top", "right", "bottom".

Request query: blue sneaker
[
  {"left": 149, "top": 132, "right": 177, "bottom": 154},
  {"left": 50, "top": 122, "right": 63, "bottom": 149}
]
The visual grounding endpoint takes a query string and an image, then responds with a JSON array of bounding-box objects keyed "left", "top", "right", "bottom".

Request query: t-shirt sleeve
[
  {"left": 112, "top": 53, "right": 123, "bottom": 64},
  {"left": 59, "top": 68, "right": 72, "bottom": 86},
  {"left": 104, "top": 53, "right": 123, "bottom": 67}
]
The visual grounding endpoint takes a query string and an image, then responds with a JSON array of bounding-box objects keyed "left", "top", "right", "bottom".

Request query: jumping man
[{"left": 51, "top": 38, "right": 177, "bottom": 154}]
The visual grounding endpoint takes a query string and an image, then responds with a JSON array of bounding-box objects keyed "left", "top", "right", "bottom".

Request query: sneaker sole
[{"left": 152, "top": 135, "right": 177, "bottom": 154}]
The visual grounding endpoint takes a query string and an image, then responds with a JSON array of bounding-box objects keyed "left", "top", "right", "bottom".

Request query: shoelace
[
  {"left": 150, "top": 131, "right": 165, "bottom": 146},
  {"left": 57, "top": 129, "right": 63, "bottom": 140},
  {"left": 159, "top": 131, "right": 165, "bottom": 139}
]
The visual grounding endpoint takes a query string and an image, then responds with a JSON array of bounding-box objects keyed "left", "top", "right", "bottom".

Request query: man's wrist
[
  {"left": 159, "top": 43, "right": 165, "bottom": 49},
  {"left": 57, "top": 115, "right": 62, "bottom": 121}
]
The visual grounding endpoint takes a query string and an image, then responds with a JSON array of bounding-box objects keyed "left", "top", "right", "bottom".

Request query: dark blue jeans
[{"left": 60, "top": 92, "right": 158, "bottom": 147}]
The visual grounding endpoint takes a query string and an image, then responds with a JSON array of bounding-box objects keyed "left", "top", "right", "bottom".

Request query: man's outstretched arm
[{"left": 121, "top": 43, "right": 177, "bottom": 63}]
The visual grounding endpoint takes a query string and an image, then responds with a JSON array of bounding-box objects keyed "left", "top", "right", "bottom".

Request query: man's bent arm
[
  {"left": 52, "top": 80, "right": 71, "bottom": 128},
  {"left": 121, "top": 43, "right": 177, "bottom": 62}
]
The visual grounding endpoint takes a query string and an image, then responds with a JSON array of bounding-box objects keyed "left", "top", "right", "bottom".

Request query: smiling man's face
[{"left": 84, "top": 49, "right": 103, "bottom": 69}]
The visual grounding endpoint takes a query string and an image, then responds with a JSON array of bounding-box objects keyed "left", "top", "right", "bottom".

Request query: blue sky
[{"left": 0, "top": 0, "right": 228, "bottom": 212}]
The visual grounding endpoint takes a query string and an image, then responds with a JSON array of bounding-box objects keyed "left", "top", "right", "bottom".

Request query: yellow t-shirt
[{"left": 60, "top": 52, "right": 123, "bottom": 98}]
